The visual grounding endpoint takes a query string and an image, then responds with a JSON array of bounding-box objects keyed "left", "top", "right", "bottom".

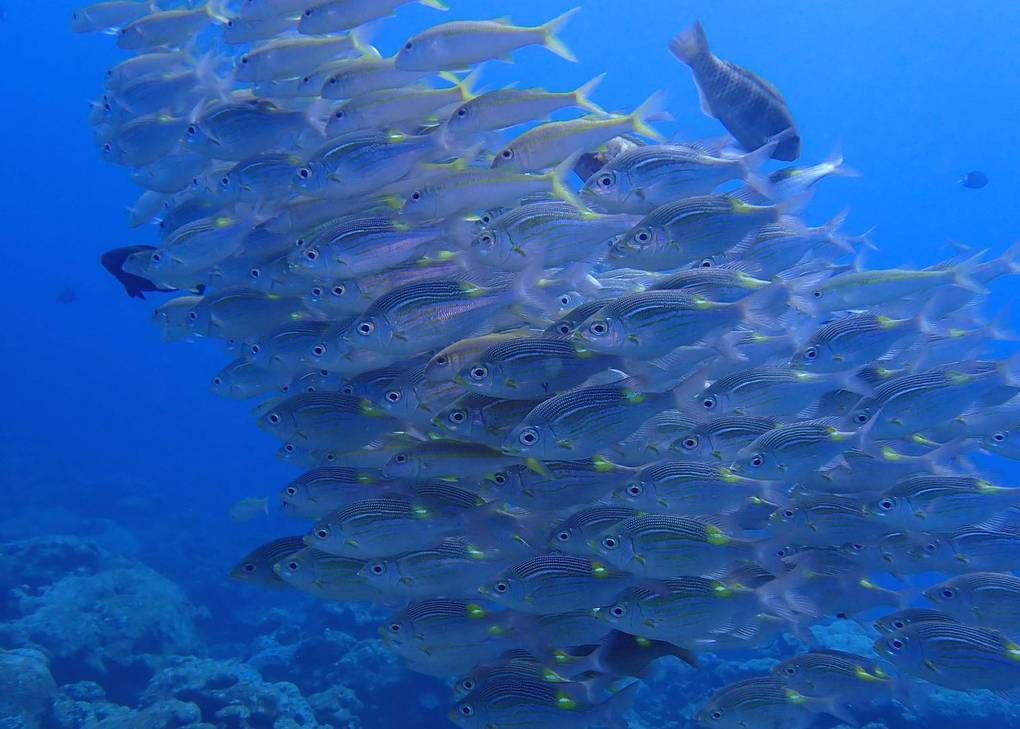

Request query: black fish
[
  {"left": 960, "top": 170, "right": 988, "bottom": 189},
  {"left": 670, "top": 20, "right": 800, "bottom": 161},
  {"left": 100, "top": 245, "right": 181, "bottom": 300}
]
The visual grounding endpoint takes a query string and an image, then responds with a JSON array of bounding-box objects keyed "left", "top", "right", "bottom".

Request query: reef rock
[{"left": 0, "top": 647, "right": 57, "bottom": 729}]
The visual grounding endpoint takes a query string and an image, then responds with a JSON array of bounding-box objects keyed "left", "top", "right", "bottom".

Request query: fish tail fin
[
  {"left": 669, "top": 20, "right": 710, "bottom": 65},
  {"left": 545, "top": 151, "right": 586, "bottom": 210},
  {"left": 573, "top": 72, "right": 606, "bottom": 114},
  {"left": 997, "top": 239, "right": 1020, "bottom": 274},
  {"left": 456, "top": 66, "right": 484, "bottom": 101},
  {"left": 819, "top": 143, "right": 860, "bottom": 179},
  {"left": 952, "top": 250, "right": 990, "bottom": 294},
  {"left": 780, "top": 267, "right": 832, "bottom": 316},
  {"left": 206, "top": 0, "right": 231, "bottom": 24},
  {"left": 628, "top": 90, "right": 666, "bottom": 141},
  {"left": 737, "top": 140, "right": 779, "bottom": 199},
  {"left": 738, "top": 281, "right": 788, "bottom": 329},
  {"left": 540, "top": 6, "right": 581, "bottom": 62},
  {"left": 418, "top": 0, "right": 449, "bottom": 9},
  {"left": 194, "top": 50, "right": 232, "bottom": 103}
]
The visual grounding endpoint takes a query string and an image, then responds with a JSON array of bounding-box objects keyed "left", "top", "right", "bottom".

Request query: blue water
[{"left": 2, "top": 2, "right": 1019, "bottom": 728}]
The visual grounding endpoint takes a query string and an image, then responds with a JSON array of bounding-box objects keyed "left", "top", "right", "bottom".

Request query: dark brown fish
[
  {"left": 100, "top": 245, "right": 188, "bottom": 300},
  {"left": 670, "top": 20, "right": 800, "bottom": 161}
]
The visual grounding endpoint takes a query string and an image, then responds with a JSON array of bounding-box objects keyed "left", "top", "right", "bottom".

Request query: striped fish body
[
  {"left": 792, "top": 313, "right": 916, "bottom": 372},
  {"left": 187, "top": 288, "right": 316, "bottom": 340},
  {"left": 611, "top": 195, "right": 778, "bottom": 271},
  {"left": 459, "top": 336, "right": 616, "bottom": 400},
  {"left": 736, "top": 222, "right": 844, "bottom": 278},
  {"left": 648, "top": 267, "right": 770, "bottom": 303},
  {"left": 670, "top": 21, "right": 799, "bottom": 161},
  {"left": 576, "top": 290, "right": 743, "bottom": 359},
  {"left": 614, "top": 461, "right": 761, "bottom": 515},
  {"left": 385, "top": 599, "right": 516, "bottom": 655},
  {"left": 272, "top": 548, "right": 384, "bottom": 602},
  {"left": 219, "top": 152, "right": 302, "bottom": 202},
  {"left": 581, "top": 144, "right": 749, "bottom": 214},
  {"left": 773, "top": 497, "right": 886, "bottom": 547},
  {"left": 188, "top": 100, "right": 311, "bottom": 162},
  {"left": 433, "top": 395, "right": 543, "bottom": 448},
  {"left": 504, "top": 384, "right": 674, "bottom": 459},
  {"left": 598, "top": 514, "right": 755, "bottom": 578},
  {"left": 869, "top": 477, "right": 1020, "bottom": 532},
  {"left": 320, "top": 57, "right": 429, "bottom": 100},
  {"left": 279, "top": 466, "right": 381, "bottom": 519},
  {"left": 773, "top": 650, "right": 891, "bottom": 699},
  {"left": 374, "top": 369, "right": 466, "bottom": 427},
  {"left": 601, "top": 578, "right": 759, "bottom": 645},
  {"left": 734, "top": 420, "right": 856, "bottom": 479},
  {"left": 695, "top": 678, "right": 820, "bottom": 729},
  {"left": 349, "top": 280, "right": 516, "bottom": 357},
  {"left": 248, "top": 321, "right": 331, "bottom": 373},
  {"left": 947, "top": 529, "right": 1020, "bottom": 573},
  {"left": 362, "top": 539, "right": 506, "bottom": 600},
  {"left": 487, "top": 554, "right": 634, "bottom": 614},
  {"left": 327, "top": 83, "right": 470, "bottom": 137},
  {"left": 876, "top": 621, "right": 1020, "bottom": 692},
  {"left": 307, "top": 492, "right": 471, "bottom": 557},
  {"left": 698, "top": 368, "right": 835, "bottom": 417},
  {"left": 235, "top": 35, "right": 359, "bottom": 82},
  {"left": 383, "top": 439, "right": 524, "bottom": 481},
  {"left": 452, "top": 677, "right": 623, "bottom": 729},
  {"left": 873, "top": 608, "right": 956, "bottom": 635},
  {"left": 497, "top": 458, "right": 632, "bottom": 510},
  {"left": 925, "top": 572, "right": 1020, "bottom": 635},
  {"left": 257, "top": 391, "right": 396, "bottom": 450}
]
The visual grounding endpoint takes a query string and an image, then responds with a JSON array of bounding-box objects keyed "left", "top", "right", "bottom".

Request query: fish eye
[
  {"left": 559, "top": 295, "right": 570, "bottom": 306},
  {"left": 494, "top": 580, "right": 509, "bottom": 593},
  {"left": 456, "top": 108, "right": 468, "bottom": 118},
  {"left": 241, "top": 562, "right": 256, "bottom": 573},
  {"left": 298, "top": 168, "right": 311, "bottom": 180},
  {"left": 295, "top": 238, "right": 307, "bottom": 248},
  {"left": 249, "top": 268, "right": 261, "bottom": 280},
  {"left": 281, "top": 384, "right": 291, "bottom": 393},
  {"left": 220, "top": 176, "right": 230, "bottom": 187},
  {"left": 240, "top": 56, "right": 249, "bottom": 64},
  {"left": 283, "top": 443, "right": 296, "bottom": 454},
  {"left": 328, "top": 76, "right": 338, "bottom": 85},
  {"left": 312, "top": 345, "right": 326, "bottom": 357},
  {"left": 635, "top": 229, "right": 651, "bottom": 243},
  {"left": 404, "top": 41, "right": 413, "bottom": 50},
  {"left": 334, "top": 109, "right": 344, "bottom": 119},
  {"left": 518, "top": 428, "right": 539, "bottom": 446},
  {"left": 341, "top": 385, "right": 354, "bottom": 395},
  {"left": 314, "top": 527, "right": 330, "bottom": 540},
  {"left": 783, "top": 666, "right": 797, "bottom": 676},
  {"left": 588, "top": 321, "right": 608, "bottom": 336},
  {"left": 186, "top": 310, "right": 197, "bottom": 321},
  {"left": 710, "top": 711, "right": 723, "bottom": 721},
  {"left": 681, "top": 436, "right": 699, "bottom": 450},
  {"left": 626, "top": 483, "right": 642, "bottom": 496},
  {"left": 478, "top": 233, "right": 493, "bottom": 246},
  {"left": 458, "top": 704, "right": 474, "bottom": 717},
  {"left": 557, "top": 323, "right": 571, "bottom": 335},
  {"left": 892, "top": 619, "right": 905, "bottom": 630},
  {"left": 285, "top": 486, "right": 297, "bottom": 496},
  {"left": 556, "top": 530, "right": 570, "bottom": 542},
  {"left": 286, "top": 560, "right": 300, "bottom": 572},
  {"left": 357, "top": 321, "right": 375, "bottom": 336},
  {"left": 889, "top": 638, "right": 905, "bottom": 651},
  {"left": 469, "top": 366, "right": 488, "bottom": 381},
  {"left": 492, "top": 472, "right": 508, "bottom": 486},
  {"left": 411, "top": 191, "right": 422, "bottom": 201},
  {"left": 448, "top": 410, "right": 466, "bottom": 424},
  {"left": 804, "top": 347, "right": 818, "bottom": 360},
  {"left": 993, "top": 431, "right": 1006, "bottom": 442},
  {"left": 311, "top": 287, "right": 323, "bottom": 297},
  {"left": 186, "top": 125, "right": 197, "bottom": 136},
  {"left": 212, "top": 377, "right": 223, "bottom": 386},
  {"left": 388, "top": 622, "right": 401, "bottom": 633},
  {"left": 304, "top": 249, "right": 319, "bottom": 261},
  {"left": 851, "top": 542, "right": 864, "bottom": 551},
  {"left": 461, "top": 679, "right": 475, "bottom": 691},
  {"left": 386, "top": 390, "right": 402, "bottom": 403},
  {"left": 699, "top": 258, "right": 714, "bottom": 268},
  {"left": 435, "top": 355, "right": 448, "bottom": 365},
  {"left": 854, "top": 412, "right": 869, "bottom": 424},
  {"left": 226, "top": 19, "right": 234, "bottom": 26},
  {"left": 812, "top": 290, "right": 822, "bottom": 298},
  {"left": 782, "top": 509, "right": 795, "bottom": 519},
  {"left": 332, "top": 284, "right": 346, "bottom": 296},
  {"left": 500, "top": 148, "right": 514, "bottom": 160},
  {"left": 701, "top": 396, "right": 716, "bottom": 410},
  {"left": 600, "top": 536, "right": 619, "bottom": 550},
  {"left": 370, "top": 563, "right": 385, "bottom": 575},
  {"left": 749, "top": 454, "right": 764, "bottom": 468},
  {"left": 940, "top": 588, "right": 955, "bottom": 599},
  {"left": 304, "top": 8, "right": 313, "bottom": 15},
  {"left": 925, "top": 542, "right": 938, "bottom": 553},
  {"left": 878, "top": 498, "right": 894, "bottom": 511},
  {"left": 394, "top": 452, "right": 408, "bottom": 463},
  {"left": 598, "top": 174, "right": 614, "bottom": 188},
  {"left": 610, "top": 604, "right": 626, "bottom": 618},
  {"left": 325, "top": 453, "right": 336, "bottom": 462},
  {"left": 266, "top": 413, "right": 281, "bottom": 425},
  {"left": 250, "top": 344, "right": 261, "bottom": 356}
]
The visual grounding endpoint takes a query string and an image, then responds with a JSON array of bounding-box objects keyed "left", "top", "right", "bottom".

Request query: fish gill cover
[{"left": 75, "top": 0, "right": 1020, "bottom": 727}]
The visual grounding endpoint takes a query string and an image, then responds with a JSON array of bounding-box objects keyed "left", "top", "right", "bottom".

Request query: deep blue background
[{"left": 1, "top": 1, "right": 1018, "bottom": 718}]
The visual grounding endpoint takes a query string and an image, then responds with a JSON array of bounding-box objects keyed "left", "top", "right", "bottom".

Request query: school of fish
[{"left": 77, "top": 1, "right": 1020, "bottom": 727}]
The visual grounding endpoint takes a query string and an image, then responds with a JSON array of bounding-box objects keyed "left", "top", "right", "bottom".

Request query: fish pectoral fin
[
  {"left": 556, "top": 439, "right": 572, "bottom": 449},
  {"left": 923, "top": 659, "right": 939, "bottom": 673}
]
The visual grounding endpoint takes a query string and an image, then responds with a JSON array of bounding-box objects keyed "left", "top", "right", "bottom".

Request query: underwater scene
[{"left": 3, "top": 1, "right": 1020, "bottom": 727}]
